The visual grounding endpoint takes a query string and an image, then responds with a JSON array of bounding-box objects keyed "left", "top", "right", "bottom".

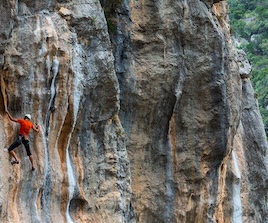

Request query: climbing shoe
[{"left": 11, "top": 160, "right": 19, "bottom": 165}]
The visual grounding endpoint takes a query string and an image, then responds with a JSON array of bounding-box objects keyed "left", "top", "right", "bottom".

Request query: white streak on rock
[
  {"left": 232, "top": 151, "right": 242, "bottom": 223},
  {"left": 66, "top": 148, "right": 75, "bottom": 223}
]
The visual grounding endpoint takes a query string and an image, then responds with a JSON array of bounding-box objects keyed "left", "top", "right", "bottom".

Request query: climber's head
[{"left": 24, "top": 114, "right": 31, "bottom": 120}]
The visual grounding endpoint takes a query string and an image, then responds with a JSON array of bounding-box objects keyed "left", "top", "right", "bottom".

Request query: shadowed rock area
[{"left": 0, "top": 0, "right": 267, "bottom": 223}]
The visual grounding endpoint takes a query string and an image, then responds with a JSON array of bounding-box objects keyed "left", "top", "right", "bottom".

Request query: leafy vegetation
[
  {"left": 100, "top": 0, "right": 122, "bottom": 34},
  {"left": 228, "top": 0, "right": 268, "bottom": 136}
]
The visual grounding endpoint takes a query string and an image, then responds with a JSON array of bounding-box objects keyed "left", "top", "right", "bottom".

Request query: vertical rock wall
[
  {"left": 0, "top": 0, "right": 267, "bottom": 223},
  {"left": 0, "top": 1, "right": 132, "bottom": 222},
  {"left": 112, "top": 0, "right": 268, "bottom": 222}
]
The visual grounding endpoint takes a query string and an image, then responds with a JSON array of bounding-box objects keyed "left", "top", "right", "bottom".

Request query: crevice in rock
[
  {"left": 40, "top": 173, "right": 52, "bottom": 222},
  {"left": 56, "top": 101, "right": 78, "bottom": 222},
  {"left": 69, "top": 195, "right": 90, "bottom": 220},
  {"left": 0, "top": 71, "right": 8, "bottom": 114},
  {"left": 44, "top": 56, "right": 59, "bottom": 136}
]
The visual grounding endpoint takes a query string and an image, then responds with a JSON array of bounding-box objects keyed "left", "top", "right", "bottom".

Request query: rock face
[{"left": 0, "top": 0, "right": 267, "bottom": 223}]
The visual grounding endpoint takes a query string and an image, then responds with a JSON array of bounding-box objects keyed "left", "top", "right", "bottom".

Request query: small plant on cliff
[
  {"left": 106, "top": 18, "right": 117, "bottom": 34},
  {"left": 100, "top": 0, "right": 123, "bottom": 34}
]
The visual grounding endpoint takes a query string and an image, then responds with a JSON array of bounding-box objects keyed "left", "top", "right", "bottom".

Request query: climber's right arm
[{"left": 7, "top": 112, "right": 19, "bottom": 122}]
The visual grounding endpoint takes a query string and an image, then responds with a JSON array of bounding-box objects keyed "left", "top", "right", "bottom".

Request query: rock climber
[{"left": 7, "top": 112, "right": 40, "bottom": 171}]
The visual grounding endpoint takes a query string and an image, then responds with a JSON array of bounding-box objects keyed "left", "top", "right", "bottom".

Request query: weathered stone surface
[
  {"left": 0, "top": 0, "right": 267, "bottom": 223},
  {"left": 235, "top": 49, "right": 252, "bottom": 79},
  {"left": 112, "top": 0, "right": 267, "bottom": 223},
  {"left": 0, "top": 0, "right": 132, "bottom": 223}
]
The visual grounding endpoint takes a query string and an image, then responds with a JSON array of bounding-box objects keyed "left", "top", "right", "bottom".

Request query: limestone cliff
[{"left": 0, "top": 0, "right": 267, "bottom": 223}]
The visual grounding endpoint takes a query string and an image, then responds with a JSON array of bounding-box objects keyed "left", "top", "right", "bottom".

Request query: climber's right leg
[{"left": 8, "top": 135, "right": 22, "bottom": 164}]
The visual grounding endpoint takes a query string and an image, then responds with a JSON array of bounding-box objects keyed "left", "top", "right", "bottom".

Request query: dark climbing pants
[{"left": 8, "top": 135, "right": 31, "bottom": 156}]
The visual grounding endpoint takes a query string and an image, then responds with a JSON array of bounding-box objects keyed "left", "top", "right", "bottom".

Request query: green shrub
[{"left": 228, "top": 0, "right": 268, "bottom": 137}]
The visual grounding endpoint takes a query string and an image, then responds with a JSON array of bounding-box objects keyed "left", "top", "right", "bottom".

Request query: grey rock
[{"left": 0, "top": 0, "right": 267, "bottom": 223}]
